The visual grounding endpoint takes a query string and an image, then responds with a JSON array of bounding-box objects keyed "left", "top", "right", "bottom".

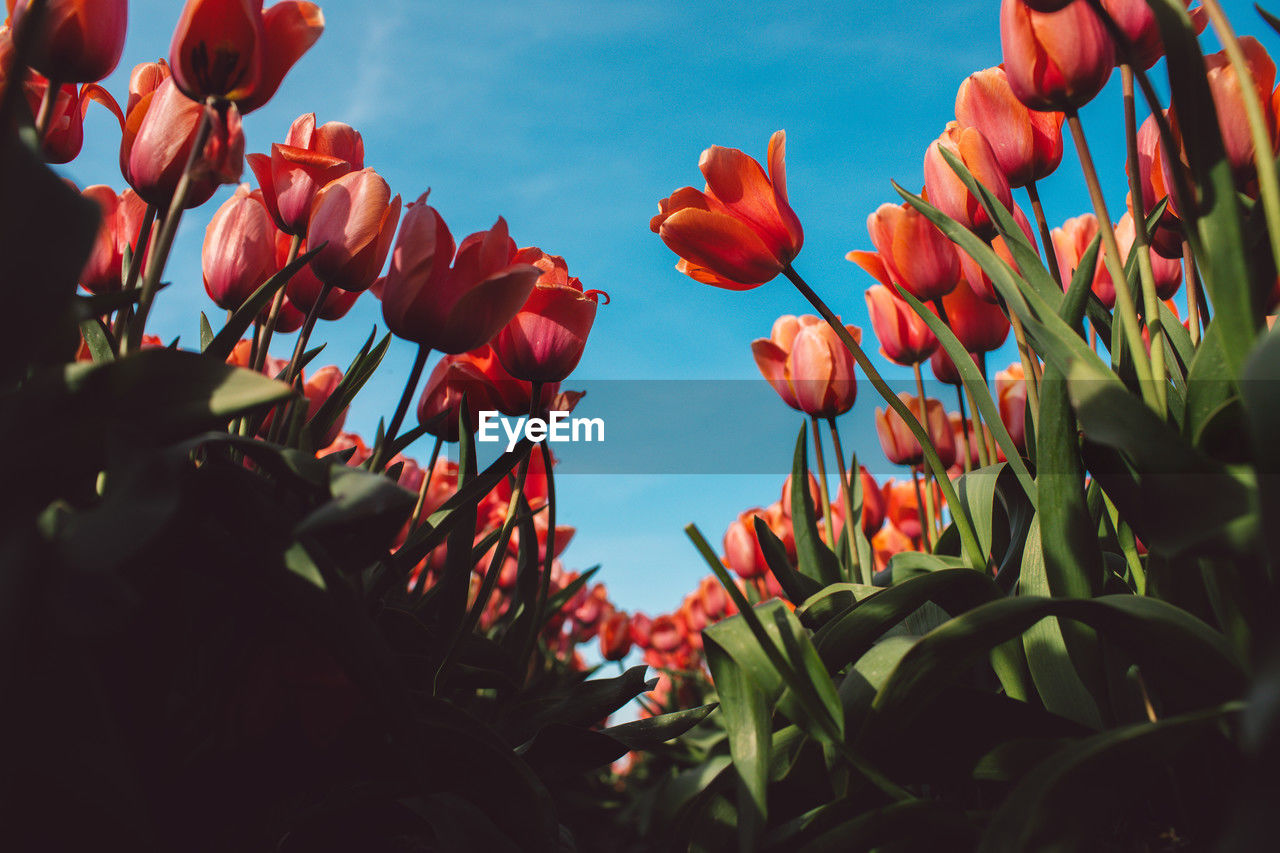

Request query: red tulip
[
  {"left": 924, "top": 122, "right": 1014, "bottom": 238},
  {"left": 830, "top": 466, "right": 887, "bottom": 538},
  {"left": 127, "top": 77, "right": 244, "bottom": 208},
  {"left": 78, "top": 186, "right": 147, "bottom": 294},
  {"left": 1052, "top": 213, "right": 1113, "bottom": 307},
  {"left": 319, "top": 431, "right": 371, "bottom": 467},
  {"left": 307, "top": 168, "right": 401, "bottom": 292},
  {"left": 883, "top": 480, "right": 925, "bottom": 542},
  {"left": 779, "top": 471, "right": 822, "bottom": 519},
  {"left": 875, "top": 392, "right": 956, "bottom": 469},
  {"left": 416, "top": 345, "right": 551, "bottom": 442},
  {"left": 169, "top": 0, "right": 322, "bottom": 110},
  {"left": 247, "top": 113, "right": 361, "bottom": 235},
  {"left": 751, "top": 314, "right": 861, "bottom": 419},
  {"left": 1130, "top": 113, "right": 1183, "bottom": 258},
  {"left": 996, "top": 363, "right": 1028, "bottom": 453},
  {"left": 1001, "top": 0, "right": 1115, "bottom": 111},
  {"left": 723, "top": 503, "right": 794, "bottom": 580},
  {"left": 854, "top": 200, "right": 959, "bottom": 302},
  {"left": 862, "top": 284, "right": 938, "bottom": 366},
  {"left": 599, "top": 612, "right": 632, "bottom": 662},
  {"left": 6, "top": 0, "right": 127, "bottom": 82},
  {"left": 930, "top": 348, "right": 983, "bottom": 387},
  {"left": 381, "top": 195, "right": 540, "bottom": 353},
  {"left": 203, "top": 184, "right": 276, "bottom": 310},
  {"left": 939, "top": 274, "right": 1010, "bottom": 353},
  {"left": 957, "top": 203, "right": 1038, "bottom": 303},
  {"left": 955, "top": 65, "right": 1064, "bottom": 187},
  {"left": 304, "top": 365, "right": 346, "bottom": 446},
  {"left": 491, "top": 249, "right": 607, "bottom": 382},
  {"left": 1101, "top": 0, "right": 1205, "bottom": 70},
  {"left": 21, "top": 76, "right": 121, "bottom": 163},
  {"left": 1114, "top": 211, "right": 1181, "bottom": 300},
  {"left": 651, "top": 130, "right": 803, "bottom": 289},
  {"left": 1197, "top": 37, "right": 1278, "bottom": 183}
]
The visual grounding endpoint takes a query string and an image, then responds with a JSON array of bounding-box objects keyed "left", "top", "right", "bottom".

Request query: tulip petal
[
  {"left": 658, "top": 207, "right": 781, "bottom": 287},
  {"left": 751, "top": 338, "right": 799, "bottom": 409},
  {"left": 237, "top": 1, "right": 325, "bottom": 113}
]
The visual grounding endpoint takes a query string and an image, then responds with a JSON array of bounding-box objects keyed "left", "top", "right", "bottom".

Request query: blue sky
[{"left": 61, "top": 0, "right": 1267, "bottom": 619}]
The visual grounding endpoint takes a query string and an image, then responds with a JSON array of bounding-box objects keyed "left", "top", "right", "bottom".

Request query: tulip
[
  {"left": 949, "top": 413, "right": 983, "bottom": 474},
  {"left": 599, "top": 612, "right": 633, "bottom": 661},
  {"left": 6, "top": 0, "right": 127, "bottom": 83},
  {"left": 873, "top": 523, "right": 914, "bottom": 573},
  {"left": 274, "top": 231, "right": 360, "bottom": 320},
  {"left": 939, "top": 273, "right": 1010, "bottom": 353},
  {"left": 883, "top": 480, "right": 925, "bottom": 542},
  {"left": 830, "top": 466, "right": 886, "bottom": 538},
  {"left": 1001, "top": 0, "right": 1115, "bottom": 111},
  {"left": 875, "top": 392, "right": 956, "bottom": 469},
  {"left": 723, "top": 503, "right": 794, "bottom": 580},
  {"left": 78, "top": 186, "right": 147, "bottom": 294},
  {"left": 924, "top": 122, "right": 1014, "bottom": 238},
  {"left": 247, "top": 113, "right": 361, "bottom": 235},
  {"left": 416, "top": 345, "right": 552, "bottom": 442},
  {"left": 779, "top": 471, "right": 822, "bottom": 519},
  {"left": 491, "top": 249, "right": 608, "bottom": 383},
  {"left": 853, "top": 200, "right": 959, "bottom": 302},
  {"left": 380, "top": 195, "right": 540, "bottom": 353},
  {"left": 958, "top": 203, "right": 1039, "bottom": 303},
  {"left": 1101, "top": 0, "right": 1205, "bottom": 70},
  {"left": 651, "top": 130, "right": 803, "bottom": 289},
  {"left": 954, "top": 66, "right": 1064, "bottom": 187},
  {"left": 930, "top": 348, "right": 982, "bottom": 387},
  {"left": 319, "top": 431, "right": 372, "bottom": 467},
  {"left": 1197, "top": 37, "right": 1278, "bottom": 183},
  {"left": 1052, "top": 213, "right": 1114, "bottom": 307},
  {"left": 996, "top": 363, "right": 1028, "bottom": 453},
  {"left": 21, "top": 77, "right": 121, "bottom": 163},
  {"left": 119, "top": 60, "right": 171, "bottom": 180},
  {"left": 203, "top": 184, "right": 276, "bottom": 310},
  {"left": 1114, "top": 211, "right": 1181, "bottom": 299},
  {"left": 169, "top": 0, "right": 323, "bottom": 110},
  {"left": 307, "top": 168, "right": 401, "bottom": 292},
  {"left": 862, "top": 284, "right": 938, "bottom": 366},
  {"left": 751, "top": 314, "right": 860, "bottom": 419},
  {"left": 1131, "top": 113, "right": 1183, "bottom": 258},
  {"left": 127, "top": 77, "right": 244, "bottom": 209}
]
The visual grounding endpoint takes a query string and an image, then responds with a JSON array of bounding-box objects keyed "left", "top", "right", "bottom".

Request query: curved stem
[
  {"left": 1183, "top": 239, "right": 1201, "bottom": 346},
  {"left": 809, "top": 415, "right": 837, "bottom": 549},
  {"left": 110, "top": 203, "right": 157, "bottom": 351},
  {"left": 954, "top": 385, "right": 973, "bottom": 474},
  {"left": 1065, "top": 109, "right": 1159, "bottom": 410},
  {"left": 125, "top": 97, "right": 218, "bottom": 354},
  {"left": 912, "top": 363, "right": 939, "bottom": 543},
  {"left": 1122, "top": 64, "right": 1169, "bottom": 415},
  {"left": 523, "top": 435, "right": 559, "bottom": 682},
  {"left": 253, "top": 232, "right": 303, "bottom": 373},
  {"left": 783, "top": 265, "right": 985, "bottom": 570},
  {"left": 373, "top": 343, "right": 430, "bottom": 470},
  {"left": 409, "top": 435, "right": 445, "bottom": 530},
  {"left": 283, "top": 282, "right": 333, "bottom": 387},
  {"left": 910, "top": 468, "right": 932, "bottom": 552},
  {"left": 1025, "top": 179, "right": 1062, "bottom": 289}
]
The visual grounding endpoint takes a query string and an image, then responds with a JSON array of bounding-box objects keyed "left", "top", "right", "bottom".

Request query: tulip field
[{"left": 5, "top": 0, "right": 1280, "bottom": 850}]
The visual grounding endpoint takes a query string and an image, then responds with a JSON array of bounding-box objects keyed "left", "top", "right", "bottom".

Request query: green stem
[
  {"left": 125, "top": 96, "right": 218, "bottom": 354},
  {"left": 826, "top": 417, "right": 868, "bottom": 584},
  {"left": 954, "top": 386, "right": 973, "bottom": 474},
  {"left": 912, "top": 362, "right": 939, "bottom": 544},
  {"left": 110, "top": 203, "right": 157, "bottom": 351},
  {"left": 253, "top": 232, "right": 303, "bottom": 373},
  {"left": 1065, "top": 110, "right": 1159, "bottom": 411},
  {"left": 408, "top": 435, "right": 445, "bottom": 530},
  {"left": 522, "top": 434, "right": 558, "bottom": 682},
  {"left": 1025, "top": 179, "right": 1062, "bottom": 289},
  {"left": 371, "top": 343, "right": 430, "bottom": 471},
  {"left": 1122, "top": 64, "right": 1169, "bottom": 415},
  {"left": 810, "top": 415, "right": 837, "bottom": 550},
  {"left": 783, "top": 266, "right": 985, "bottom": 570},
  {"left": 1183, "top": 239, "right": 1201, "bottom": 346}
]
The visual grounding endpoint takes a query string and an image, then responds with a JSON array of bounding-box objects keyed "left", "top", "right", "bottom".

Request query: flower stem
[
  {"left": 125, "top": 97, "right": 218, "bottom": 355},
  {"left": 783, "top": 265, "right": 985, "bottom": 570},
  {"left": 809, "top": 415, "right": 837, "bottom": 549},
  {"left": 955, "top": 386, "right": 973, "bottom": 474},
  {"left": 912, "top": 362, "right": 939, "bottom": 543},
  {"left": 827, "top": 417, "right": 868, "bottom": 584},
  {"left": 522, "top": 436, "right": 559, "bottom": 683},
  {"left": 1065, "top": 109, "right": 1159, "bottom": 410},
  {"left": 110, "top": 203, "right": 157, "bottom": 351},
  {"left": 253, "top": 232, "right": 303, "bottom": 373},
  {"left": 372, "top": 343, "right": 430, "bottom": 471},
  {"left": 409, "top": 435, "right": 445, "bottom": 530},
  {"left": 910, "top": 467, "right": 933, "bottom": 552},
  {"left": 1122, "top": 64, "right": 1169, "bottom": 415},
  {"left": 1183, "top": 239, "right": 1201, "bottom": 346},
  {"left": 1025, "top": 179, "right": 1061, "bottom": 289}
]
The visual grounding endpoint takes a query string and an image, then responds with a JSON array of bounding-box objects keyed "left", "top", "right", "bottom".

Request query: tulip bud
[
  {"left": 1114, "top": 211, "right": 1182, "bottom": 300},
  {"left": 381, "top": 196, "right": 541, "bottom": 353},
  {"left": 751, "top": 314, "right": 860, "bottom": 419},
  {"left": 862, "top": 284, "right": 938, "bottom": 366},
  {"left": 1001, "top": 0, "right": 1115, "bottom": 112},
  {"left": 492, "top": 249, "right": 607, "bottom": 383},
  {"left": 955, "top": 66, "right": 1064, "bottom": 187},
  {"left": 874, "top": 393, "right": 956, "bottom": 469},
  {"left": 1130, "top": 113, "right": 1184, "bottom": 258},
  {"left": 416, "top": 346, "right": 551, "bottom": 442},
  {"left": 924, "top": 123, "right": 1015, "bottom": 238},
  {"left": 599, "top": 612, "right": 633, "bottom": 662},
  {"left": 274, "top": 231, "right": 360, "bottom": 321},
  {"left": 1052, "top": 213, "right": 1114, "bottom": 307},
  {"left": 996, "top": 363, "right": 1028, "bottom": 453},
  {"left": 7, "top": 0, "right": 127, "bottom": 83},
  {"left": 723, "top": 504, "right": 793, "bottom": 580},
  {"left": 308, "top": 168, "right": 401, "bottom": 292},
  {"left": 203, "top": 184, "right": 277, "bottom": 310},
  {"left": 939, "top": 274, "right": 1010, "bottom": 353},
  {"left": 856, "top": 201, "right": 959, "bottom": 301}
]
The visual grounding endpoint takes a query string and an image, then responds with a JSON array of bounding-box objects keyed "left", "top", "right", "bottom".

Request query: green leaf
[
  {"left": 78, "top": 318, "right": 115, "bottom": 363},
  {"left": 789, "top": 422, "right": 841, "bottom": 585},
  {"left": 704, "top": 637, "right": 771, "bottom": 829},
  {"left": 601, "top": 703, "right": 718, "bottom": 750},
  {"left": 887, "top": 551, "right": 968, "bottom": 583},
  {"left": 1241, "top": 324, "right": 1280, "bottom": 565},
  {"left": 199, "top": 312, "right": 214, "bottom": 353},
  {"left": 754, "top": 515, "right": 822, "bottom": 604},
  {"left": 202, "top": 243, "right": 323, "bottom": 362},
  {"left": 303, "top": 329, "right": 391, "bottom": 452}
]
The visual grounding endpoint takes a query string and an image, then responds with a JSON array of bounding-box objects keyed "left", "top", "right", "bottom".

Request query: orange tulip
[
  {"left": 169, "top": 0, "right": 322, "bottom": 110},
  {"left": 924, "top": 122, "right": 1014, "bottom": 239},
  {"left": 955, "top": 65, "right": 1064, "bottom": 187},
  {"left": 1114, "top": 211, "right": 1181, "bottom": 300},
  {"left": 862, "top": 284, "right": 938, "bottom": 366},
  {"left": 723, "top": 503, "right": 794, "bottom": 581},
  {"left": 1131, "top": 113, "right": 1183, "bottom": 258},
  {"left": 307, "top": 167, "right": 401, "bottom": 292},
  {"left": 272, "top": 230, "right": 359, "bottom": 321},
  {"left": 491, "top": 249, "right": 607, "bottom": 383},
  {"left": 875, "top": 392, "right": 956, "bottom": 469},
  {"left": 829, "top": 466, "right": 887, "bottom": 538},
  {"left": 202, "top": 184, "right": 276, "bottom": 310},
  {"left": 872, "top": 522, "right": 915, "bottom": 574},
  {"left": 751, "top": 314, "right": 861, "bottom": 419},
  {"left": 1052, "top": 213, "right": 1113, "bottom": 307},
  {"left": 1197, "top": 37, "right": 1278, "bottom": 183},
  {"left": 957, "top": 203, "right": 1037, "bottom": 303},
  {"left": 939, "top": 273, "right": 1010, "bottom": 353},
  {"left": 1101, "top": 0, "right": 1205, "bottom": 70},
  {"left": 1001, "top": 0, "right": 1114, "bottom": 111},
  {"left": 883, "top": 480, "right": 926, "bottom": 542},
  {"left": 247, "top": 113, "right": 361, "bottom": 235},
  {"left": 6, "top": 0, "right": 127, "bottom": 82},
  {"left": 996, "top": 362, "right": 1028, "bottom": 453},
  {"left": 126, "top": 77, "right": 244, "bottom": 209},
  {"left": 303, "top": 365, "right": 346, "bottom": 446},
  {"left": 853, "top": 200, "right": 959, "bottom": 301},
  {"left": 651, "top": 130, "right": 803, "bottom": 289},
  {"left": 381, "top": 195, "right": 540, "bottom": 353}
]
